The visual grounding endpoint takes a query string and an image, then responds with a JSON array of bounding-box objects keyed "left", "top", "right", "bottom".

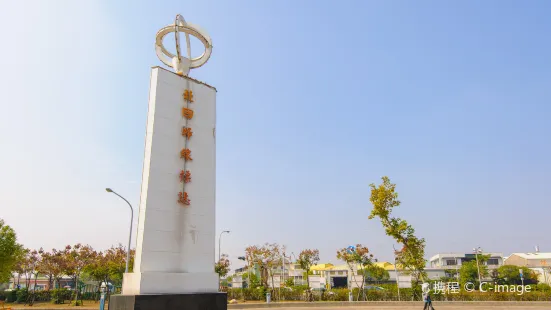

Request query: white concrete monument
[{"left": 111, "top": 15, "right": 225, "bottom": 310}]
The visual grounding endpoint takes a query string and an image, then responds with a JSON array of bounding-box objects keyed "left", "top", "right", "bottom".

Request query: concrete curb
[{"left": 228, "top": 301, "right": 551, "bottom": 308}]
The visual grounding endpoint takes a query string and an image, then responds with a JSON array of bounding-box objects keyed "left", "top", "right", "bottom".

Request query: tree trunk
[
  {"left": 260, "top": 266, "right": 268, "bottom": 288},
  {"left": 96, "top": 278, "right": 102, "bottom": 302},
  {"left": 33, "top": 272, "right": 38, "bottom": 291},
  {"left": 350, "top": 265, "right": 360, "bottom": 301},
  {"left": 47, "top": 275, "right": 53, "bottom": 291},
  {"left": 74, "top": 274, "right": 79, "bottom": 305},
  {"left": 270, "top": 271, "right": 275, "bottom": 300},
  {"left": 305, "top": 269, "right": 310, "bottom": 289}
]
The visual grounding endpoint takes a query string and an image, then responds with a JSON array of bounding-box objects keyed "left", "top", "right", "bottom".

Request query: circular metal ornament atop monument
[{"left": 155, "top": 14, "right": 213, "bottom": 76}]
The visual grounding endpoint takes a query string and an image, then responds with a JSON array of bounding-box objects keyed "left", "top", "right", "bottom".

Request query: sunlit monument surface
[{"left": 109, "top": 15, "right": 226, "bottom": 310}]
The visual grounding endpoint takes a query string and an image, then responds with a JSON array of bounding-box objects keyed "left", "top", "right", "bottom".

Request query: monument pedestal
[
  {"left": 109, "top": 293, "right": 227, "bottom": 310},
  {"left": 121, "top": 272, "right": 219, "bottom": 295}
]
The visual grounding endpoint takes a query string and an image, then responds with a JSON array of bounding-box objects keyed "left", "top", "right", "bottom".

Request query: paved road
[
  {"left": 228, "top": 301, "right": 551, "bottom": 309},
  {"left": 232, "top": 306, "right": 549, "bottom": 310}
]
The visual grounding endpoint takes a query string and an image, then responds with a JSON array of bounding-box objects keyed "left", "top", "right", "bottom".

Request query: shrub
[
  {"left": 16, "top": 288, "right": 28, "bottom": 303},
  {"left": 536, "top": 283, "right": 551, "bottom": 292},
  {"left": 50, "top": 288, "right": 71, "bottom": 304},
  {"left": 225, "top": 285, "right": 551, "bottom": 302},
  {"left": 4, "top": 290, "right": 17, "bottom": 303},
  {"left": 81, "top": 292, "right": 99, "bottom": 300}
]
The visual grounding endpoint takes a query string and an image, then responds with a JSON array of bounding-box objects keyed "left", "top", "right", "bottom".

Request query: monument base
[
  {"left": 122, "top": 272, "right": 219, "bottom": 295},
  {"left": 109, "top": 293, "right": 227, "bottom": 310}
]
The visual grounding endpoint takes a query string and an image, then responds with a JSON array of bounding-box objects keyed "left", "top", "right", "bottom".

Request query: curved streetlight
[
  {"left": 106, "top": 188, "right": 133, "bottom": 273},
  {"left": 218, "top": 230, "right": 230, "bottom": 261},
  {"left": 291, "top": 252, "right": 298, "bottom": 263}
]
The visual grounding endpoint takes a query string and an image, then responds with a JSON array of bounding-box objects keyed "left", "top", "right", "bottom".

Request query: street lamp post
[
  {"left": 106, "top": 188, "right": 133, "bottom": 273},
  {"left": 392, "top": 246, "right": 401, "bottom": 301},
  {"left": 218, "top": 230, "right": 230, "bottom": 261},
  {"left": 217, "top": 230, "right": 230, "bottom": 290},
  {"left": 291, "top": 252, "right": 299, "bottom": 286},
  {"left": 455, "top": 255, "right": 459, "bottom": 280},
  {"left": 473, "top": 247, "right": 482, "bottom": 285},
  {"left": 291, "top": 252, "right": 297, "bottom": 262}
]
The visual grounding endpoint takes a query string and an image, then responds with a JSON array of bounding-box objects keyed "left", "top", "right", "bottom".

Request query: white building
[{"left": 429, "top": 252, "right": 504, "bottom": 270}]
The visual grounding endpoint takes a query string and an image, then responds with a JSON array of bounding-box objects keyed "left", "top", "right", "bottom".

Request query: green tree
[
  {"left": 497, "top": 265, "right": 539, "bottom": 285},
  {"left": 242, "top": 272, "right": 260, "bottom": 289},
  {"left": 11, "top": 247, "right": 26, "bottom": 288},
  {"left": 441, "top": 269, "right": 459, "bottom": 282},
  {"left": 18, "top": 248, "right": 33, "bottom": 288},
  {"left": 459, "top": 260, "right": 488, "bottom": 288},
  {"left": 0, "top": 219, "right": 23, "bottom": 282},
  {"left": 105, "top": 245, "right": 134, "bottom": 284},
  {"left": 337, "top": 244, "right": 374, "bottom": 301},
  {"left": 296, "top": 249, "right": 320, "bottom": 292},
  {"left": 361, "top": 265, "right": 390, "bottom": 284},
  {"left": 368, "top": 177, "right": 426, "bottom": 296},
  {"left": 82, "top": 250, "right": 108, "bottom": 298}
]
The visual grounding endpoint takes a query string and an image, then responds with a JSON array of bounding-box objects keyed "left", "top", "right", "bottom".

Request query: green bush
[
  {"left": 536, "top": 283, "right": 551, "bottom": 292},
  {"left": 224, "top": 285, "right": 551, "bottom": 302},
  {"left": 323, "top": 288, "right": 349, "bottom": 301},
  {"left": 50, "top": 288, "right": 71, "bottom": 304},
  {"left": 81, "top": 292, "right": 99, "bottom": 300},
  {"left": 32, "top": 290, "right": 52, "bottom": 302},
  {"left": 4, "top": 290, "right": 17, "bottom": 302},
  {"left": 16, "top": 288, "right": 28, "bottom": 303}
]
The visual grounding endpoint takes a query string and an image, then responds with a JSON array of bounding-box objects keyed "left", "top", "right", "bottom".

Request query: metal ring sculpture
[{"left": 155, "top": 14, "right": 213, "bottom": 76}]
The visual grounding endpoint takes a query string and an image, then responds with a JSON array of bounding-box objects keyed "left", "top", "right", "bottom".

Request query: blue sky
[{"left": 1, "top": 1, "right": 550, "bottom": 269}]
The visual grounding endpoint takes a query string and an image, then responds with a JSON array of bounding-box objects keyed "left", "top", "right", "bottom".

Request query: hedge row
[
  {"left": 1, "top": 289, "right": 102, "bottom": 304},
  {"left": 225, "top": 285, "right": 551, "bottom": 302}
]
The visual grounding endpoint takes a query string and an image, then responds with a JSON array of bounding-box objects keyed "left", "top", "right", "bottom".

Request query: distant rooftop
[{"left": 510, "top": 252, "right": 551, "bottom": 260}]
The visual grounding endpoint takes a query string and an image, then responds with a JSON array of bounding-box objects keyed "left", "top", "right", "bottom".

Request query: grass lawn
[{"left": 3, "top": 301, "right": 105, "bottom": 309}]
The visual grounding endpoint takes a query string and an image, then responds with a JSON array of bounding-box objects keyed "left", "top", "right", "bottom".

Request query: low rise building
[
  {"left": 8, "top": 276, "right": 73, "bottom": 290},
  {"left": 429, "top": 252, "right": 503, "bottom": 271},
  {"left": 504, "top": 252, "right": 551, "bottom": 284}
]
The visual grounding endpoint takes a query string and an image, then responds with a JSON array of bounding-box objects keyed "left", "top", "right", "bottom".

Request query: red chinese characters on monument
[
  {"left": 179, "top": 170, "right": 191, "bottom": 183},
  {"left": 183, "top": 89, "right": 194, "bottom": 102},
  {"left": 178, "top": 88, "right": 196, "bottom": 206},
  {"left": 180, "top": 148, "right": 192, "bottom": 161},
  {"left": 181, "top": 127, "right": 193, "bottom": 139},
  {"left": 178, "top": 192, "right": 190, "bottom": 205},
  {"left": 182, "top": 108, "right": 194, "bottom": 119}
]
